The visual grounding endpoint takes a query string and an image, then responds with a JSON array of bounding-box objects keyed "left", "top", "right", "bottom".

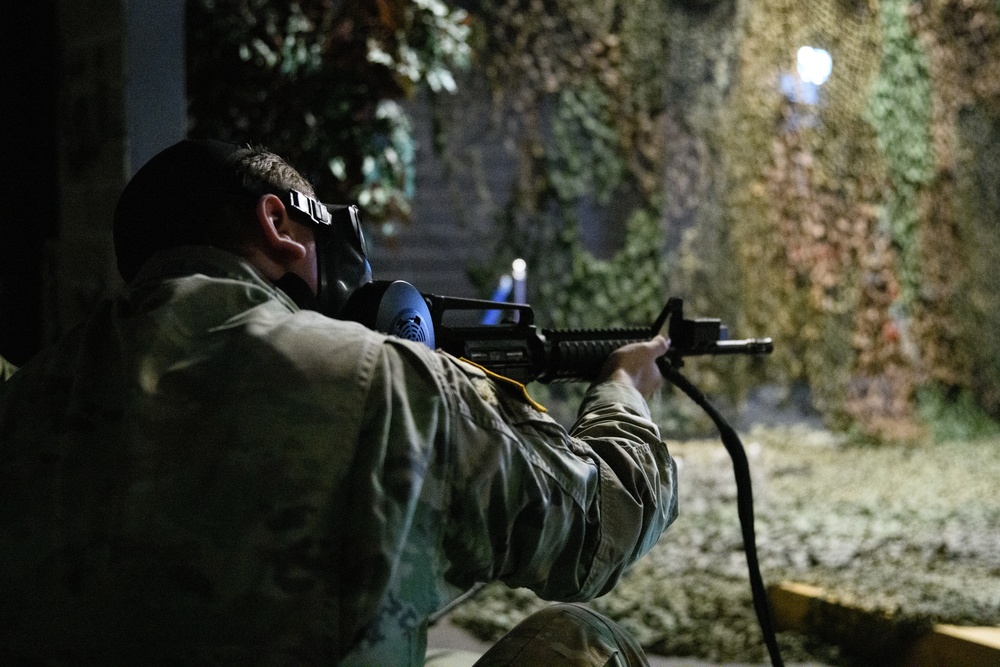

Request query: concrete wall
[{"left": 369, "top": 88, "right": 513, "bottom": 298}]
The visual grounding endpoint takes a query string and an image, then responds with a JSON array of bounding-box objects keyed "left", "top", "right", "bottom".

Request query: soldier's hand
[{"left": 596, "top": 335, "right": 669, "bottom": 400}]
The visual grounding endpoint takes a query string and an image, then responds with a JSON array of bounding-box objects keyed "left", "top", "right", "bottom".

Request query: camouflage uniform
[
  {"left": 0, "top": 246, "right": 678, "bottom": 665},
  {"left": 0, "top": 354, "right": 17, "bottom": 382}
]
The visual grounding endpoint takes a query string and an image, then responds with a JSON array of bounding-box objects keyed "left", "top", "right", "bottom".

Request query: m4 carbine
[
  {"left": 341, "top": 279, "right": 784, "bottom": 666},
  {"left": 341, "top": 280, "right": 773, "bottom": 383}
]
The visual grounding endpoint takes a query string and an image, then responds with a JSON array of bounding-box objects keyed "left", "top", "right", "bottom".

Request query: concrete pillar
[
  {"left": 52, "top": 0, "right": 185, "bottom": 340},
  {"left": 123, "top": 0, "right": 187, "bottom": 176}
]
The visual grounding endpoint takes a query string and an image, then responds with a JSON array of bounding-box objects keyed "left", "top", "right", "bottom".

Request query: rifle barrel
[{"left": 702, "top": 338, "right": 774, "bottom": 356}]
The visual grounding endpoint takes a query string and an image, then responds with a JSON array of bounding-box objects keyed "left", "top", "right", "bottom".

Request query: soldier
[{"left": 0, "top": 139, "right": 678, "bottom": 665}]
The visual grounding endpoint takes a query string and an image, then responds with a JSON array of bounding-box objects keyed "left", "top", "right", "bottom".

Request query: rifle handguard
[{"left": 541, "top": 328, "right": 648, "bottom": 382}]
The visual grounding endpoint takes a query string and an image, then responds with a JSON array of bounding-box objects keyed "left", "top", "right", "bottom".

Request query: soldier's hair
[
  {"left": 210, "top": 145, "right": 316, "bottom": 252},
  {"left": 114, "top": 139, "right": 317, "bottom": 282}
]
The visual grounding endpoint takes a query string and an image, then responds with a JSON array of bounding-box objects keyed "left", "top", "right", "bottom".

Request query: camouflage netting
[
  {"left": 458, "top": 0, "right": 673, "bottom": 329},
  {"left": 456, "top": 0, "right": 1000, "bottom": 439},
  {"left": 910, "top": 0, "right": 1000, "bottom": 415},
  {"left": 722, "top": 0, "right": 918, "bottom": 438}
]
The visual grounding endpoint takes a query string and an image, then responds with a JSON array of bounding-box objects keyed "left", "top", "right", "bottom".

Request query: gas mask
[
  {"left": 282, "top": 189, "right": 435, "bottom": 348},
  {"left": 283, "top": 189, "right": 373, "bottom": 318}
]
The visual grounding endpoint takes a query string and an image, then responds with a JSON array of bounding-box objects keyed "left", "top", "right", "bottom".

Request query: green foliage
[
  {"left": 866, "top": 0, "right": 935, "bottom": 308},
  {"left": 540, "top": 209, "right": 667, "bottom": 329},
  {"left": 464, "top": 0, "right": 673, "bottom": 338},
  {"left": 954, "top": 108, "right": 1000, "bottom": 416},
  {"left": 353, "top": 100, "right": 417, "bottom": 220},
  {"left": 867, "top": 1, "right": 935, "bottom": 187},
  {"left": 366, "top": 0, "right": 472, "bottom": 95},
  {"left": 549, "top": 83, "right": 627, "bottom": 205},
  {"left": 186, "top": 0, "right": 470, "bottom": 230},
  {"left": 918, "top": 386, "right": 1000, "bottom": 442}
]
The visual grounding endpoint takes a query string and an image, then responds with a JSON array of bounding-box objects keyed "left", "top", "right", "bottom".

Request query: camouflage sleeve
[
  {"left": 0, "top": 355, "right": 17, "bottom": 383},
  {"left": 372, "top": 341, "right": 679, "bottom": 604},
  {"left": 317, "top": 336, "right": 678, "bottom": 665},
  {"left": 568, "top": 381, "right": 680, "bottom": 591}
]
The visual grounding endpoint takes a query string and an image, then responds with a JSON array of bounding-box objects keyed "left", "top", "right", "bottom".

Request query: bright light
[
  {"left": 797, "top": 46, "right": 833, "bottom": 86},
  {"left": 512, "top": 258, "right": 527, "bottom": 280}
]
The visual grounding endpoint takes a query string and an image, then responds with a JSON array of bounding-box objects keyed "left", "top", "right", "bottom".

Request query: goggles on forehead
[{"left": 285, "top": 189, "right": 373, "bottom": 318}]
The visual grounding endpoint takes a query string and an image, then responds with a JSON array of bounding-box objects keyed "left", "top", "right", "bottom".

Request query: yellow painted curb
[
  {"left": 768, "top": 581, "right": 1000, "bottom": 666},
  {"left": 906, "top": 624, "right": 1000, "bottom": 666}
]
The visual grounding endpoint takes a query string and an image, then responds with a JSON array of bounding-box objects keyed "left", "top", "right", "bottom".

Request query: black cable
[{"left": 658, "top": 358, "right": 785, "bottom": 667}]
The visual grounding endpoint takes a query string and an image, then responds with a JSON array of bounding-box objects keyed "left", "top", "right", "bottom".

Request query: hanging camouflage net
[
  {"left": 453, "top": 0, "right": 1000, "bottom": 438},
  {"left": 720, "top": 0, "right": 1000, "bottom": 438}
]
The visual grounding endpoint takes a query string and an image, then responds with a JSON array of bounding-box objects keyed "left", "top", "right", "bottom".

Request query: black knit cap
[{"left": 113, "top": 139, "right": 251, "bottom": 282}]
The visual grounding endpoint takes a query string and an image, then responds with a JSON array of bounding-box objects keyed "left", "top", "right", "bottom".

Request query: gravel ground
[{"left": 447, "top": 423, "right": 1000, "bottom": 665}]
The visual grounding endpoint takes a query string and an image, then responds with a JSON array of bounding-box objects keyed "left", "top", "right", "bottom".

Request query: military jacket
[
  {"left": 0, "top": 247, "right": 678, "bottom": 665},
  {"left": 0, "top": 354, "right": 16, "bottom": 382}
]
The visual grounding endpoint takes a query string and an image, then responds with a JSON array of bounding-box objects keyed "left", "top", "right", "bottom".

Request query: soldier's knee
[{"left": 472, "top": 603, "right": 649, "bottom": 666}]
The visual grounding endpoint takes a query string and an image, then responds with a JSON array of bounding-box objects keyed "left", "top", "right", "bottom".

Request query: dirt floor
[{"left": 446, "top": 423, "right": 1000, "bottom": 666}]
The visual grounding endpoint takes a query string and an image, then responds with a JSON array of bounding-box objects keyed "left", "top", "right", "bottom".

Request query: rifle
[
  {"left": 341, "top": 280, "right": 773, "bottom": 383},
  {"left": 341, "top": 279, "right": 784, "bottom": 666}
]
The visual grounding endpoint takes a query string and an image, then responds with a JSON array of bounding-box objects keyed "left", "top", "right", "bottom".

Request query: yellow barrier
[{"left": 769, "top": 581, "right": 1000, "bottom": 667}]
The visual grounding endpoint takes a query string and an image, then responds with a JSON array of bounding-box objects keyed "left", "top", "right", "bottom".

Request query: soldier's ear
[{"left": 256, "top": 194, "right": 308, "bottom": 262}]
